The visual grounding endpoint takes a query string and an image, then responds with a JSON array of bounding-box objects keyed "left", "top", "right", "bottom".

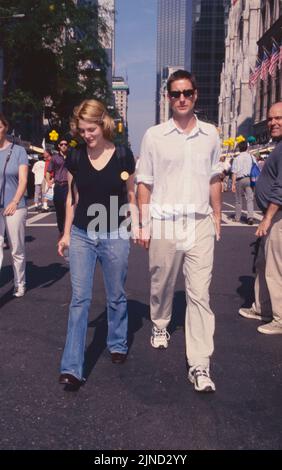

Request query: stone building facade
[
  {"left": 219, "top": 0, "right": 282, "bottom": 142},
  {"left": 218, "top": 0, "right": 261, "bottom": 140},
  {"left": 253, "top": 1, "right": 282, "bottom": 142}
]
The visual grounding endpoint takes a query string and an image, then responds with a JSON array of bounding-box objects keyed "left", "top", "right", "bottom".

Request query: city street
[{"left": 0, "top": 192, "right": 281, "bottom": 451}]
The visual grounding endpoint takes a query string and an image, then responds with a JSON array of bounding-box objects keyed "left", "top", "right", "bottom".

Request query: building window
[
  {"left": 259, "top": 81, "right": 264, "bottom": 121},
  {"left": 276, "top": 71, "right": 281, "bottom": 100},
  {"left": 275, "top": 74, "right": 278, "bottom": 101},
  {"left": 239, "top": 16, "right": 243, "bottom": 43},
  {"left": 261, "top": 5, "right": 266, "bottom": 34},
  {"left": 267, "top": 76, "right": 272, "bottom": 110},
  {"left": 269, "top": 0, "right": 275, "bottom": 24}
]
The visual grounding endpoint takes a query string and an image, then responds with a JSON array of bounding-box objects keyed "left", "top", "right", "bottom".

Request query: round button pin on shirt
[{"left": 120, "top": 171, "right": 129, "bottom": 181}]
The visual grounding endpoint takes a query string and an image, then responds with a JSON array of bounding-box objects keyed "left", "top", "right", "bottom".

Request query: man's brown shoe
[{"left": 111, "top": 352, "right": 127, "bottom": 364}]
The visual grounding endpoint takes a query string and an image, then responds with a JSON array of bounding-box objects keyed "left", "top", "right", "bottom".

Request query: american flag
[
  {"left": 279, "top": 38, "right": 282, "bottom": 70},
  {"left": 260, "top": 49, "right": 271, "bottom": 81},
  {"left": 249, "top": 57, "right": 262, "bottom": 88},
  {"left": 269, "top": 41, "right": 280, "bottom": 77}
]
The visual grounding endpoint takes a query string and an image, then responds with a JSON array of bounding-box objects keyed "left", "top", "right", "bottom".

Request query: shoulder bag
[{"left": 0, "top": 142, "right": 15, "bottom": 208}]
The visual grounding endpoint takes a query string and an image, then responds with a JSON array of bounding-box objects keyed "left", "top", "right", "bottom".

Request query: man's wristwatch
[{"left": 139, "top": 221, "right": 150, "bottom": 228}]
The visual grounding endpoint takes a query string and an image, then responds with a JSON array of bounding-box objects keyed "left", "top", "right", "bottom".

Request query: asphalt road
[{"left": 0, "top": 193, "right": 281, "bottom": 451}]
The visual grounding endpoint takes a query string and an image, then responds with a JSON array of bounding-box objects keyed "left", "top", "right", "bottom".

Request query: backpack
[{"left": 250, "top": 161, "right": 261, "bottom": 187}]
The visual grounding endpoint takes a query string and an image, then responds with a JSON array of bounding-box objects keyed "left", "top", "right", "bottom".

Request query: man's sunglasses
[
  {"left": 59, "top": 142, "right": 68, "bottom": 146},
  {"left": 169, "top": 89, "right": 195, "bottom": 99}
]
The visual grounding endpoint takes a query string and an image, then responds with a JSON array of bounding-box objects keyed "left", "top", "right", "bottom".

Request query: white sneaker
[
  {"left": 188, "top": 366, "right": 216, "bottom": 392},
  {"left": 13, "top": 285, "right": 26, "bottom": 298},
  {"left": 239, "top": 306, "right": 271, "bottom": 322},
  {"left": 257, "top": 320, "right": 282, "bottom": 335},
  {"left": 150, "top": 326, "right": 170, "bottom": 349}
]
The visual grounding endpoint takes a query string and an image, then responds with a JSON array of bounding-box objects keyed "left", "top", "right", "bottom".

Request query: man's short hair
[
  {"left": 167, "top": 70, "right": 197, "bottom": 94},
  {"left": 238, "top": 141, "right": 248, "bottom": 152}
]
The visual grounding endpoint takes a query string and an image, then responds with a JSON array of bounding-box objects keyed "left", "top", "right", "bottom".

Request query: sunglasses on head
[{"left": 169, "top": 89, "right": 195, "bottom": 99}]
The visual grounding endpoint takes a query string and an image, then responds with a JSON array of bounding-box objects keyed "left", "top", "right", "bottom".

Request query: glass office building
[
  {"left": 156, "top": 0, "right": 228, "bottom": 124},
  {"left": 156, "top": 0, "right": 193, "bottom": 123},
  {"left": 191, "top": 0, "right": 228, "bottom": 124}
]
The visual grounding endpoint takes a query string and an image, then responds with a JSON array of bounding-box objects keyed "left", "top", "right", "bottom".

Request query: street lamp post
[{"left": 0, "top": 13, "right": 25, "bottom": 111}]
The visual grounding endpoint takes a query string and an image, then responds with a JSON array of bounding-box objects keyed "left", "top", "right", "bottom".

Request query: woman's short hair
[
  {"left": 0, "top": 112, "right": 9, "bottom": 129},
  {"left": 73, "top": 99, "right": 115, "bottom": 141}
]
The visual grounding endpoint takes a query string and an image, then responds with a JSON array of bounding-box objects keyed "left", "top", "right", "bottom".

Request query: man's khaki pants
[
  {"left": 254, "top": 212, "right": 282, "bottom": 324},
  {"left": 149, "top": 215, "right": 216, "bottom": 368}
]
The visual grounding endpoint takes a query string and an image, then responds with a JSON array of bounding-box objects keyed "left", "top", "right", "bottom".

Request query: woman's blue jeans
[{"left": 60, "top": 225, "right": 130, "bottom": 380}]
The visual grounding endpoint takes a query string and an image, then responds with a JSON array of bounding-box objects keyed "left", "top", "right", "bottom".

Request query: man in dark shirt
[
  {"left": 46, "top": 137, "right": 68, "bottom": 238},
  {"left": 239, "top": 102, "right": 282, "bottom": 335}
]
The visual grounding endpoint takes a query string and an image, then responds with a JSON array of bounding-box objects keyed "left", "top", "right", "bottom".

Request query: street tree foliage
[{"left": 0, "top": 0, "right": 110, "bottom": 137}]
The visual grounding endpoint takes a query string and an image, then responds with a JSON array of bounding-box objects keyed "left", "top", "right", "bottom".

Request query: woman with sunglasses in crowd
[
  {"left": 0, "top": 113, "right": 28, "bottom": 297},
  {"left": 57, "top": 99, "right": 137, "bottom": 387}
]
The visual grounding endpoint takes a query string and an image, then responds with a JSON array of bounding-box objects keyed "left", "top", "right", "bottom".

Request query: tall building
[
  {"left": 112, "top": 76, "right": 130, "bottom": 127},
  {"left": 97, "top": 0, "right": 115, "bottom": 84},
  {"left": 219, "top": 0, "right": 282, "bottom": 143},
  {"left": 156, "top": 0, "right": 193, "bottom": 123},
  {"left": 156, "top": 0, "right": 228, "bottom": 124},
  {"left": 77, "top": 0, "right": 115, "bottom": 86},
  {"left": 159, "top": 65, "right": 183, "bottom": 122},
  {"left": 191, "top": 0, "right": 228, "bottom": 124},
  {"left": 218, "top": 0, "right": 261, "bottom": 141},
  {"left": 253, "top": 0, "right": 282, "bottom": 142}
]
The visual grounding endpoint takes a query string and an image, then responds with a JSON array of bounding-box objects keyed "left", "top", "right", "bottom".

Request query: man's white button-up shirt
[
  {"left": 231, "top": 151, "right": 253, "bottom": 178},
  {"left": 136, "top": 117, "right": 222, "bottom": 219}
]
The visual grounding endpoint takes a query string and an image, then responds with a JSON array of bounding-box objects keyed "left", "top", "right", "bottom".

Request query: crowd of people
[
  {"left": 220, "top": 143, "right": 268, "bottom": 225},
  {"left": 0, "top": 70, "right": 281, "bottom": 393}
]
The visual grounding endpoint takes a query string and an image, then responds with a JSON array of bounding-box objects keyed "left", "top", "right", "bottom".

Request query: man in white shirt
[
  {"left": 231, "top": 140, "right": 254, "bottom": 224},
  {"left": 136, "top": 69, "right": 221, "bottom": 392},
  {"left": 32, "top": 155, "right": 45, "bottom": 209}
]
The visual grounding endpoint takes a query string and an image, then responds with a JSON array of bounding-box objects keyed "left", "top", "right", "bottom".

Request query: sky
[{"left": 115, "top": 0, "right": 157, "bottom": 155}]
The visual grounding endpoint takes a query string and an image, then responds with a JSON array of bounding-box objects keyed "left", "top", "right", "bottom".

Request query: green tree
[{"left": 0, "top": 0, "right": 111, "bottom": 141}]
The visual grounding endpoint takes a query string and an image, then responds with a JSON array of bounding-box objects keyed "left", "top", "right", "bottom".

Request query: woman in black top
[{"left": 58, "top": 99, "right": 137, "bottom": 387}]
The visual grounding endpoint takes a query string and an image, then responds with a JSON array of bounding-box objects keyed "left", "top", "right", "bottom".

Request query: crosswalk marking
[
  {"left": 221, "top": 213, "right": 234, "bottom": 224},
  {"left": 26, "top": 212, "right": 52, "bottom": 225},
  {"left": 222, "top": 201, "right": 262, "bottom": 226},
  {"left": 27, "top": 223, "right": 57, "bottom": 227},
  {"left": 26, "top": 203, "right": 263, "bottom": 228},
  {"left": 223, "top": 202, "right": 235, "bottom": 209}
]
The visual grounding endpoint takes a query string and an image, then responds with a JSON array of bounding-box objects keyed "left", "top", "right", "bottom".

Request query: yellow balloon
[{"left": 49, "top": 130, "right": 59, "bottom": 141}]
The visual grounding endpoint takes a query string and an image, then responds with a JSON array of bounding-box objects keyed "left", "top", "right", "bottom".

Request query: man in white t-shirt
[
  {"left": 231, "top": 140, "right": 254, "bottom": 224},
  {"left": 32, "top": 156, "right": 45, "bottom": 209},
  {"left": 137, "top": 69, "right": 222, "bottom": 393}
]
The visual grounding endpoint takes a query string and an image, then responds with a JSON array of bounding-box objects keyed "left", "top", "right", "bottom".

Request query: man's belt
[
  {"left": 236, "top": 176, "right": 249, "bottom": 181},
  {"left": 55, "top": 181, "right": 68, "bottom": 186}
]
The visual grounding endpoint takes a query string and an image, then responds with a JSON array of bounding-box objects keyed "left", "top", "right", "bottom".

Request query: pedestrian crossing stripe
[{"left": 26, "top": 207, "right": 262, "bottom": 228}]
